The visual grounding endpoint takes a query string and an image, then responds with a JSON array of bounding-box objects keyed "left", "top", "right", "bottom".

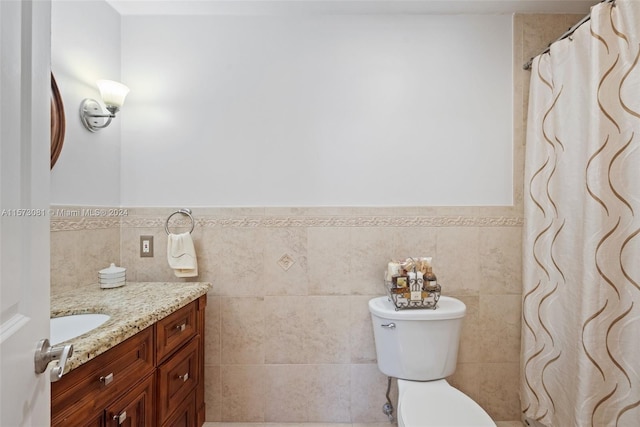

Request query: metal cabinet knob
[
  {"left": 178, "top": 372, "right": 189, "bottom": 382},
  {"left": 175, "top": 323, "right": 186, "bottom": 332}
]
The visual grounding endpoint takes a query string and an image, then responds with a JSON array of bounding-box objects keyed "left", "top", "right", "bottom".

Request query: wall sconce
[{"left": 79, "top": 80, "right": 130, "bottom": 132}]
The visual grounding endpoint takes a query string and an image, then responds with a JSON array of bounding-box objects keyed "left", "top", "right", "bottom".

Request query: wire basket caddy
[{"left": 384, "top": 278, "right": 441, "bottom": 310}]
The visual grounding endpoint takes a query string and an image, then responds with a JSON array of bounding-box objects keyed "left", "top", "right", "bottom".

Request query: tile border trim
[
  {"left": 50, "top": 217, "right": 121, "bottom": 231},
  {"left": 51, "top": 215, "right": 523, "bottom": 231}
]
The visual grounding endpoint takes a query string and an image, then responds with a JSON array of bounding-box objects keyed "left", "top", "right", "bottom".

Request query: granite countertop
[{"left": 50, "top": 281, "right": 211, "bottom": 373}]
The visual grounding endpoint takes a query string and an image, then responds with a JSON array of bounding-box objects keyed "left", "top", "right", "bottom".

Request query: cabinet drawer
[
  {"left": 52, "top": 327, "right": 155, "bottom": 426},
  {"left": 105, "top": 373, "right": 155, "bottom": 427},
  {"left": 156, "top": 301, "right": 197, "bottom": 363},
  {"left": 157, "top": 337, "right": 199, "bottom": 424},
  {"left": 161, "top": 391, "right": 196, "bottom": 427}
]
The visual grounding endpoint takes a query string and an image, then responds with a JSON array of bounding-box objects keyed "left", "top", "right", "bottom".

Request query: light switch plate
[{"left": 140, "top": 235, "right": 154, "bottom": 257}]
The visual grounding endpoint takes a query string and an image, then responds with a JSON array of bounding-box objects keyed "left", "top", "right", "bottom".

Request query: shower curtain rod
[{"left": 522, "top": 0, "right": 615, "bottom": 70}]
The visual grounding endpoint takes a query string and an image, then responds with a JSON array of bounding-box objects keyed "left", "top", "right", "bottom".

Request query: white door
[{"left": 0, "top": 1, "right": 52, "bottom": 426}]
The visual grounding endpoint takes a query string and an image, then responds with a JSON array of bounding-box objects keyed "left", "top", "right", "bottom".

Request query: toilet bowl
[
  {"left": 397, "top": 379, "right": 495, "bottom": 427},
  {"left": 368, "top": 295, "right": 496, "bottom": 427}
]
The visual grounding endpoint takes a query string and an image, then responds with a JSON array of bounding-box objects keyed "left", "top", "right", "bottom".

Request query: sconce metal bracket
[{"left": 80, "top": 98, "right": 114, "bottom": 132}]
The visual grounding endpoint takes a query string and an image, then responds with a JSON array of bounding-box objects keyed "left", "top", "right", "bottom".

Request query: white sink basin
[{"left": 50, "top": 314, "right": 110, "bottom": 344}]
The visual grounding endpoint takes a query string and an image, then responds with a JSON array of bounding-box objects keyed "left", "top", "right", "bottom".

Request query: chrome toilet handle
[{"left": 381, "top": 323, "right": 396, "bottom": 329}]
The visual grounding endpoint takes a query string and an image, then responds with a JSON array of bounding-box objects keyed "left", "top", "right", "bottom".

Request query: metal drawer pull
[
  {"left": 381, "top": 323, "right": 396, "bottom": 329},
  {"left": 100, "top": 372, "right": 114, "bottom": 386},
  {"left": 178, "top": 372, "right": 189, "bottom": 382},
  {"left": 113, "top": 411, "right": 127, "bottom": 425},
  {"left": 175, "top": 323, "right": 186, "bottom": 332}
]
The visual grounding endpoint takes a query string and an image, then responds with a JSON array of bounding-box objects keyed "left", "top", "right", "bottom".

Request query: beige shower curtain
[{"left": 522, "top": 1, "right": 640, "bottom": 426}]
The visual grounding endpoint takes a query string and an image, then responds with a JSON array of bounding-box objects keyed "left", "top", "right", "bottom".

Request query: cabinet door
[
  {"left": 59, "top": 412, "right": 105, "bottom": 427},
  {"left": 157, "top": 337, "right": 199, "bottom": 424},
  {"left": 161, "top": 392, "right": 196, "bottom": 427},
  {"left": 105, "top": 374, "right": 155, "bottom": 427}
]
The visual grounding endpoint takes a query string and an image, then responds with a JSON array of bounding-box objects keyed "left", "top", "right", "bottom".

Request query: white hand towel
[{"left": 167, "top": 232, "right": 198, "bottom": 277}]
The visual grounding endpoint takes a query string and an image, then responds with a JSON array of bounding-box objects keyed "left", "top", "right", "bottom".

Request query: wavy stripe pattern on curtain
[{"left": 522, "top": 1, "right": 640, "bottom": 426}]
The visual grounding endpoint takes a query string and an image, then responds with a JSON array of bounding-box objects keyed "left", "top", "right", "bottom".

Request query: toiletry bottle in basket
[{"left": 424, "top": 267, "right": 437, "bottom": 292}]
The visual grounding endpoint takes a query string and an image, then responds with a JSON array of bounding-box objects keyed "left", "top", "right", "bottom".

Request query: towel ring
[{"left": 165, "top": 208, "right": 195, "bottom": 235}]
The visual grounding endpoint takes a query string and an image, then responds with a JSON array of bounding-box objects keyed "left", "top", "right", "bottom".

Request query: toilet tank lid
[{"left": 368, "top": 296, "right": 466, "bottom": 320}]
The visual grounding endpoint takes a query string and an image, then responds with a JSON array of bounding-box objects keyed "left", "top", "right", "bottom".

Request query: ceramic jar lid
[{"left": 99, "top": 263, "right": 126, "bottom": 276}]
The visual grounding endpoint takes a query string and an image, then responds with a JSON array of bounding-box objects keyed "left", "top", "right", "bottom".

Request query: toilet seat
[{"left": 398, "top": 379, "right": 496, "bottom": 427}]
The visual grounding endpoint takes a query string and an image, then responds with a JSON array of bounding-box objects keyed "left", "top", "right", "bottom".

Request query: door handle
[{"left": 34, "top": 339, "right": 74, "bottom": 382}]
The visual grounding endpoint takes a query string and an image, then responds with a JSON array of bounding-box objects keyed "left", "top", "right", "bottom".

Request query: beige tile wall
[
  {"left": 51, "top": 206, "right": 524, "bottom": 422},
  {"left": 115, "top": 206, "right": 523, "bottom": 423},
  {"left": 50, "top": 210, "right": 121, "bottom": 294},
  {"left": 50, "top": 13, "right": 582, "bottom": 424}
]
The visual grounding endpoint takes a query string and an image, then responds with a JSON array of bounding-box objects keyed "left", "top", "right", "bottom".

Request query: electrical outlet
[{"left": 140, "top": 235, "right": 154, "bottom": 257}]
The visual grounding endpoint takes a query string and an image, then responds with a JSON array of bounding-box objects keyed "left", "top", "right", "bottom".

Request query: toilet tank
[{"left": 368, "top": 296, "right": 466, "bottom": 381}]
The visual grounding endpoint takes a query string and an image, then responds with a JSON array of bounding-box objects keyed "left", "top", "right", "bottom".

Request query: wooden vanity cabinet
[
  {"left": 52, "top": 296, "right": 206, "bottom": 427},
  {"left": 51, "top": 327, "right": 155, "bottom": 426}
]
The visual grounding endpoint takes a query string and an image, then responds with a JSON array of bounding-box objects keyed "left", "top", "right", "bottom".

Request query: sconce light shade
[
  {"left": 80, "top": 80, "right": 129, "bottom": 132},
  {"left": 96, "top": 80, "right": 129, "bottom": 111}
]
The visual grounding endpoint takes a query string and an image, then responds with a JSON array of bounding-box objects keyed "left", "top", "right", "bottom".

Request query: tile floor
[{"left": 204, "top": 422, "right": 524, "bottom": 427}]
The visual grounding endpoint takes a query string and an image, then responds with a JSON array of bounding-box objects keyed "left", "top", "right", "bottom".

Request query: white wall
[
  {"left": 120, "top": 14, "right": 513, "bottom": 207},
  {"left": 50, "top": 0, "right": 122, "bottom": 205},
  {"left": 50, "top": 9, "right": 514, "bottom": 207}
]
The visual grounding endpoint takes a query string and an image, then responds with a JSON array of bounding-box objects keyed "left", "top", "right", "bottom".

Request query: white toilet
[{"left": 369, "top": 295, "right": 496, "bottom": 427}]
